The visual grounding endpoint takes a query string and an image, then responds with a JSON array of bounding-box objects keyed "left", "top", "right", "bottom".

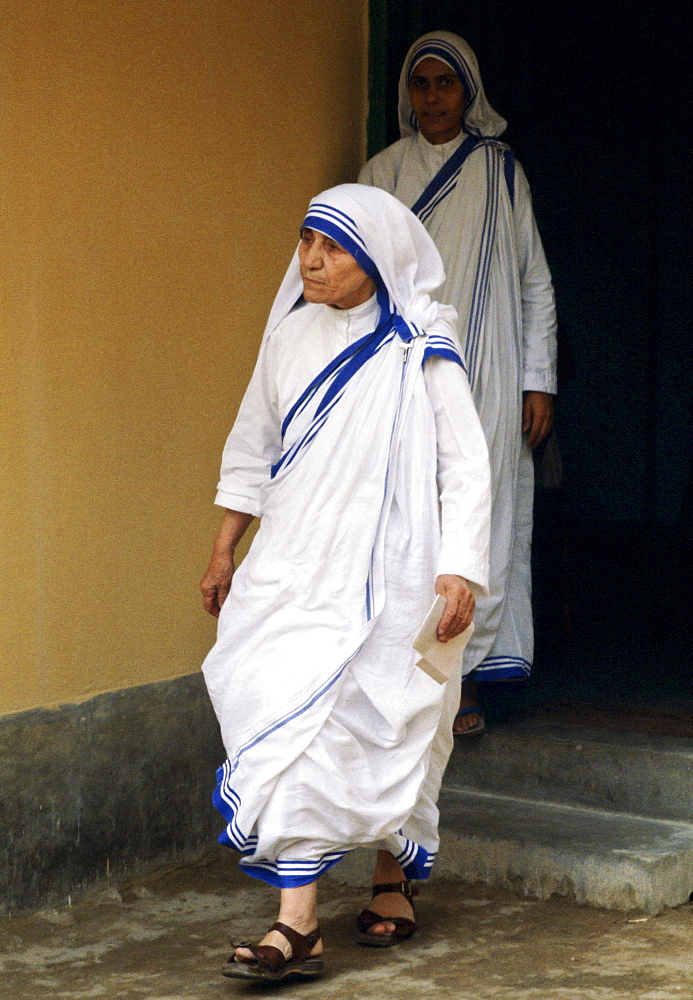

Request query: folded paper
[{"left": 413, "top": 594, "right": 475, "bottom": 684}]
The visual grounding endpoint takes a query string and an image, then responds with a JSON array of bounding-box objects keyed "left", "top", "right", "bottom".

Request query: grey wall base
[{"left": 0, "top": 673, "right": 225, "bottom": 913}]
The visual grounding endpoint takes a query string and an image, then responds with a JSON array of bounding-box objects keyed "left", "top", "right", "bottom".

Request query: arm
[
  {"left": 200, "top": 508, "right": 254, "bottom": 618},
  {"left": 514, "top": 163, "right": 558, "bottom": 426},
  {"left": 202, "top": 328, "right": 283, "bottom": 616},
  {"left": 215, "top": 329, "right": 283, "bottom": 514},
  {"left": 425, "top": 357, "right": 492, "bottom": 641}
]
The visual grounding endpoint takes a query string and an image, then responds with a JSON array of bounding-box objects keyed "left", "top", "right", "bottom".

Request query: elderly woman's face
[
  {"left": 408, "top": 57, "right": 466, "bottom": 145},
  {"left": 299, "top": 229, "right": 376, "bottom": 310}
]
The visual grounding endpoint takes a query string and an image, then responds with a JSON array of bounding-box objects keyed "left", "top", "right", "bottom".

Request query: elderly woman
[{"left": 200, "top": 183, "right": 490, "bottom": 981}]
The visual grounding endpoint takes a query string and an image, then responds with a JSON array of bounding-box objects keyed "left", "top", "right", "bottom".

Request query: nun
[
  {"left": 359, "top": 32, "right": 557, "bottom": 735},
  {"left": 200, "top": 183, "right": 491, "bottom": 980}
]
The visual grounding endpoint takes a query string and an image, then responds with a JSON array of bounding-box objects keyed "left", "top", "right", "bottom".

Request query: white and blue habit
[
  {"left": 360, "top": 31, "right": 557, "bottom": 682},
  {"left": 202, "top": 184, "right": 490, "bottom": 888}
]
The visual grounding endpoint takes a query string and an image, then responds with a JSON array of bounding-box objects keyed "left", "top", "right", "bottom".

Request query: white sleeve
[
  {"left": 424, "top": 357, "right": 491, "bottom": 596},
  {"left": 214, "top": 332, "right": 282, "bottom": 516},
  {"left": 357, "top": 144, "right": 401, "bottom": 193},
  {"left": 357, "top": 159, "right": 376, "bottom": 185},
  {"left": 514, "top": 162, "right": 558, "bottom": 394}
]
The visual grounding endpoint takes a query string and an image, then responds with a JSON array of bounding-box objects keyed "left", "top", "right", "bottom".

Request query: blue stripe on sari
[
  {"left": 226, "top": 649, "right": 360, "bottom": 777},
  {"left": 304, "top": 202, "right": 369, "bottom": 253},
  {"left": 411, "top": 137, "right": 514, "bottom": 226},
  {"left": 410, "top": 134, "right": 480, "bottom": 219},
  {"left": 239, "top": 851, "right": 348, "bottom": 888},
  {"left": 271, "top": 325, "right": 396, "bottom": 479},
  {"left": 464, "top": 144, "right": 500, "bottom": 390},
  {"left": 395, "top": 838, "right": 436, "bottom": 880},
  {"left": 475, "top": 655, "right": 531, "bottom": 680},
  {"left": 220, "top": 838, "right": 435, "bottom": 888},
  {"left": 423, "top": 332, "right": 466, "bottom": 370}
]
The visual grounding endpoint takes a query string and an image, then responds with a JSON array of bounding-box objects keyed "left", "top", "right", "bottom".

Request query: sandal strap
[
  {"left": 269, "top": 922, "right": 321, "bottom": 964},
  {"left": 237, "top": 943, "right": 285, "bottom": 973},
  {"left": 231, "top": 922, "right": 321, "bottom": 973},
  {"left": 371, "top": 880, "right": 417, "bottom": 900}
]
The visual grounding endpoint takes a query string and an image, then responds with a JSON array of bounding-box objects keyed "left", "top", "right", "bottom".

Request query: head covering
[
  {"left": 265, "top": 183, "right": 458, "bottom": 343},
  {"left": 398, "top": 31, "right": 506, "bottom": 140}
]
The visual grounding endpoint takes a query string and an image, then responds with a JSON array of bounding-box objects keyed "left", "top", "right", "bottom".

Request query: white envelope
[{"left": 412, "top": 594, "right": 475, "bottom": 684}]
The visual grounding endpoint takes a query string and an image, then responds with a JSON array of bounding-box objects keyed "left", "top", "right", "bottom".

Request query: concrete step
[
  {"left": 446, "top": 720, "right": 693, "bottom": 820},
  {"left": 437, "top": 785, "right": 693, "bottom": 913},
  {"left": 336, "top": 721, "right": 693, "bottom": 914}
]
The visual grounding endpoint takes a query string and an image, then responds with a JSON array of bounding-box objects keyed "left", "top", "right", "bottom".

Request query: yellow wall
[{"left": 0, "top": 0, "right": 368, "bottom": 713}]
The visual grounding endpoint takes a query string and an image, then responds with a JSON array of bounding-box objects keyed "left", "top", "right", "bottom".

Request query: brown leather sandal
[
  {"left": 221, "top": 921, "right": 323, "bottom": 980},
  {"left": 356, "top": 879, "right": 418, "bottom": 947}
]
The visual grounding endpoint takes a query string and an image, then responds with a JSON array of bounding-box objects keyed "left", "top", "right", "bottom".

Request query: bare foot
[
  {"left": 453, "top": 674, "right": 481, "bottom": 734},
  {"left": 363, "top": 890, "right": 414, "bottom": 937},
  {"left": 361, "top": 849, "right": 415, "bottom": 939}
]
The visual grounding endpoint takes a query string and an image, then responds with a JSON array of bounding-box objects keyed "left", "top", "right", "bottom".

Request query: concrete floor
[{"left": 1, "top": 847, "right": 692, "bottom": 999}]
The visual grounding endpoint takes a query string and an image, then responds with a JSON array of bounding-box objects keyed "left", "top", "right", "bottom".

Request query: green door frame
[{"left": 366, "top": 0, "right": 423, "bottom": 157}]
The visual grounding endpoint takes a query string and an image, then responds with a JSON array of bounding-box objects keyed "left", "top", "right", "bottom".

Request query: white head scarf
[
  {"left": 398, "top": 30, "right": 506, "bottom": 140},
  {"left": 265, "top": 183, "right": 458, "bottom": 342}
]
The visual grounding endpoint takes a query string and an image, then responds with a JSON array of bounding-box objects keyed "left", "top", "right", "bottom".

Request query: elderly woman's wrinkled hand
[
  {"left": 200, "top": 554, "right": 235, "bottom": 618},
  {"left": 434, "top": 574, "right": 475, "bottom": 642},
  {"left": 200, "top": 509, "right": 255, "bottom": 617}
]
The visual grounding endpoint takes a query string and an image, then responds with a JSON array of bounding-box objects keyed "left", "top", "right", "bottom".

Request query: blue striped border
[
  {"left": 411, "top": 134, "right": 479, "bottom": 222},
  {"left": 465, "top": 144, "right": 500, "bottom": 390},
  {"left": 395, "top": 837, "right": 436, "bottom": 880},
  {"left": 302, "top": 209, "right": 380, "bottom": 283},
  {"left": 475, "top": 655, "right": 531, "bottom": 680},
  {"left": 423, "top": 332, "right": 466, "bottom": 370},
  {"left": 271, "top": 327, "right": 395, "bottom": 479},
  {"left": 239, "top": 850, "right": 349, "bottom": 888}
]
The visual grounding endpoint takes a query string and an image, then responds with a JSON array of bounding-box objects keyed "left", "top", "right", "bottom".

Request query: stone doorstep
[
  {"left": 437, "top": 785, "right": 693, "bottom": 914},
  {"left": 447, "top": 721, "right": 693, "bottom": 821}
]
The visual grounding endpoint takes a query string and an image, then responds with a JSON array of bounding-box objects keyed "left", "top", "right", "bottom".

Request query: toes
[
  {"left": 368, "top": 920, "right": 395, "bottom": 936},
  {"left": 454, "top": 713, "right": 478, "bottom": 733}
]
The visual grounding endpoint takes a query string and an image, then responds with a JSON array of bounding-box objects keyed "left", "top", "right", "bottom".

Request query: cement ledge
[
  {"left": 0, "top": 672, "right": 224, "bottom": 912},
  {"left": 437, "top": 786, "right": 693, "bottom": 913}
]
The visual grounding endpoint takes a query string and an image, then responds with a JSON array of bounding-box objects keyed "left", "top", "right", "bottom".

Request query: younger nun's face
[
  {"left": 408, "top": 57, "right": 466, "bottom": 145},
  {"left": 298, "top": 228, "right": 376, "bottom": 311}
]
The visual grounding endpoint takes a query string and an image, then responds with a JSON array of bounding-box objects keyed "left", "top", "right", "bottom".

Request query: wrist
[{"left": 211, "top": 545, "right": 235, "bottom": 562}]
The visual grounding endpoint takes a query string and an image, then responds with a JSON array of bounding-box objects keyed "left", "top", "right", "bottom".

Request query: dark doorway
[{"left": 367, "top": 1, "right": 693, "bottom": 723}]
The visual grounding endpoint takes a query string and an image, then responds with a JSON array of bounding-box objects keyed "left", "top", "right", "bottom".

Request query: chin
[{"left": 302, "top": 287, "right": 327, "bottom": 303}]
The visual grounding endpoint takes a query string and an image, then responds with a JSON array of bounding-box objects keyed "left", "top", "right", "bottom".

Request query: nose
[{"left": 303, "top": 240, "right": 324, "bottom": 270}]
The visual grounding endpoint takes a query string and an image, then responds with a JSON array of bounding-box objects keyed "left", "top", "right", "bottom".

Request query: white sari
[
  {"left": 359, "top": 31, "right": 557, "bottom": 681},
  {"left": 202, "top": 185, "right": 491, "bottom": 887}
]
